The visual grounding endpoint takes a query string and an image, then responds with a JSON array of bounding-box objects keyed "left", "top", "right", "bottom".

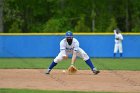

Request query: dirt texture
[{"left": 0, "top": 69, "right": 140, "bottom": 92}]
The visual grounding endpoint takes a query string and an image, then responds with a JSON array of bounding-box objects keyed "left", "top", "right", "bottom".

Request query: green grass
[
  {"left": 0, "top": 58, "right": 140, "bottom": 70},
  {"left": 0, "top": 88, "right": 126, "bottom": 93}
]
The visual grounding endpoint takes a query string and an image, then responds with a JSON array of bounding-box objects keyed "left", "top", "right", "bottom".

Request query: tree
[
  {"left": 131, "top": 0, "right": 140, "bottom": 32},
  {"left": 3, "top": 0, "right": 140, "bottom": 33},
  {"left": 43, "top": 18, "right": 66, "bottom": 32},
  {"left": 0, "top": 0, "right": 3, "bottom": 32},
  {"left": 3, "top": 0, "right": 50, "bottom": 33},
  {"left": 75, "top": 16, "right": 90, "bottom": 32},
  {"left": 106, "top": 17, "right": 117, "bottom": 32}
]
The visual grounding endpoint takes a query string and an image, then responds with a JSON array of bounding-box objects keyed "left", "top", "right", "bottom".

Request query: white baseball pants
[
  {"left": 54, "top": 48, "right": 89, "bottom": 63},
  {"left": 114, "top": 43, "right": 123, "bottom": 53}
]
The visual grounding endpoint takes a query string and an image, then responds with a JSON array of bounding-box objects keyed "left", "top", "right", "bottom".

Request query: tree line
[{"left": 2, "top": 0, "right": 140, "bottom": 33}]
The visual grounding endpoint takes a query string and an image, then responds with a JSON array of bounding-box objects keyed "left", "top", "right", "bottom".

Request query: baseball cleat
[
  {"left": 93, "top": 70, "right": 100, "bottom": 75},
  {"left": 45, "top": 72, "right": 50, "bottom": 74},
  {"left": 45, "top": 69, "right": 51, "bottom": 74}
]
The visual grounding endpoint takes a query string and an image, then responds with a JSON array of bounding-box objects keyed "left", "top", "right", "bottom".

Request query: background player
[
  {"left": 113, "top": 28, "right": 123, "bottom": 57},
  {"left": 46, "top": 31, "right": 100, "bottom": 75}
]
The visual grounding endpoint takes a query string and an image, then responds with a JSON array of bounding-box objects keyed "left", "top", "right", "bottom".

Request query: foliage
[
  {"left": 8, "top": 22, "right": 21, "bottom": 33},
  {"left": 74, "top": 16, "right": 90, "bottom": 32},
  {"left": 106, "top": 17, "right": 117, "bottom": 32},
  {"left": 2, "top": 0, "right": 140, "bottom": 33},
  {"left": 43, "top": 18, "right": 69, "bottom": 32}
]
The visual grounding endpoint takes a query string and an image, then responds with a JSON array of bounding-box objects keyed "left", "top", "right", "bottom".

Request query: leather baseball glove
[{"left": 68, "top": 65, "right": 77, "bottom": 74}]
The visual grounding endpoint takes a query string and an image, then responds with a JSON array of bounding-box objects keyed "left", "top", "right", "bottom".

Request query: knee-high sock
[
  {"left": 120, "top": 53, "right": 123, "bottom": 57},
  {"left": 48, "top": 61, "right": 57, "bottom": 70},
  {"left": 85, "top": 59, "right": 95, "bottom": 71},
  {"left": 114, "top": 53, "right": 116, "bottom": 57}
]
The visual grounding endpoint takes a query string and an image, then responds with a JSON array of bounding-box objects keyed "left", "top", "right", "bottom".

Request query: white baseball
[{"left": 62, "top": 70, "right": 66, "bottom": 73}]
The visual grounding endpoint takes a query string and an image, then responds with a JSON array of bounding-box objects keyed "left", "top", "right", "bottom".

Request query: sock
[
  {"left": 85, "top": 59, "right": 95, "bottom": 71},
  {"left": 48, "top": 61, "right": 57, "bottom": 71},
  {"left": 120, "top": 53, "right": 123, "bottom": 57},
  {"left": 114, "top": 53, "right": 116, "bottom": 57}
]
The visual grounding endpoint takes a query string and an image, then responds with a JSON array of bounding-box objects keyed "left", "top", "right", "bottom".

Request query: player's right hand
[{"left": 63, "top": 56, "right": 68, "bottom": 59}]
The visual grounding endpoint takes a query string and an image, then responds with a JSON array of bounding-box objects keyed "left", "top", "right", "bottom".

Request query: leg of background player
[
  {"left": 114, "top": 53, "right": 116, "bottom": 58},
  {"left": 114, "top": 44, "right": 118, "bottom": 58},
  {"left": 120, "top": 53, "right": 123, "bottom": 57}
]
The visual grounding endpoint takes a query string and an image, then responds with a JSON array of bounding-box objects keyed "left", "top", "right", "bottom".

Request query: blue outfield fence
[{"left": 0, "top": 34, "right": 140, "bottom": 58}]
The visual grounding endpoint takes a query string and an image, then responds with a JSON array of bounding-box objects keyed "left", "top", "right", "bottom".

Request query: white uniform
[
  {"left": 54, "top": 38, "right": 89, "bottom": 63},
  {"left": 114, "top": 30, "right": 123, "bottom": 53}
]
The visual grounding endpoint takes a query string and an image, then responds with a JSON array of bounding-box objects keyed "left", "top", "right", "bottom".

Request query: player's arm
[
  {"left": 71, "top": 39, "right": 79, "bottom": 65},
  {"left": 61, "top": 50, "right": 68, "bottom": 59},
  {"left": 60, "top": 40, "right": 68, "bottom": 59},
  {"left": 116, "top": 34, "right": 123, "bottom": 41},
  {"left": 71, "top": 50, "right": 77, "bottom": 65},
  {"left": 114, "top": 29, "right": 117, "bottom": 35}
]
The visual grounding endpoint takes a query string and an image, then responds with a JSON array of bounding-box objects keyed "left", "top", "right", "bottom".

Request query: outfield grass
[
  {"left": 0, "top": 88, "right": 125, "bottom": 93},
  {"left": 0, "top": 58, "right": 140, "bottom": 70}
]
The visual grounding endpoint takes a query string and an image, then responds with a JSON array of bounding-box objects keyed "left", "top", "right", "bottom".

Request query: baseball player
[
  {"left": 46, "top": 31, "right": 100, "bottom": 75},
  {"left": 113, "top": 28, "right": 123, "bottom": 57}
]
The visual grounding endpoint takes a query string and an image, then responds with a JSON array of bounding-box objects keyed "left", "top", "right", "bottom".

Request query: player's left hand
[
  {"left": 68, "top": 65, "right": 77, "bottom": 74},
  {"left": 63, "top": 56, "right": 68, "bottom": 59}
]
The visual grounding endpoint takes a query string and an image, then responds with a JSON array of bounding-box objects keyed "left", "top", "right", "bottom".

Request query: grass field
[
  {"left": 0, "top": 58, "right": 140, "bottom": 70},
  {"left": 0, "top": 88, "right": 124, "bottom": 93}
]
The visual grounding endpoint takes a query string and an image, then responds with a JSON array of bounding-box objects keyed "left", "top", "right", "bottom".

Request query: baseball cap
[{"left": 65, "top": 31, "right": 73, "bottom": 38}]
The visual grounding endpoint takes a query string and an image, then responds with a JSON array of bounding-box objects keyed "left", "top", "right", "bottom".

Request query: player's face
[{"left": 66, "top": 37, "right": 73, "bottom": 45}]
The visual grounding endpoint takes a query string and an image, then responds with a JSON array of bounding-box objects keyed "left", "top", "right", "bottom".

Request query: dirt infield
[{"left": 0, "top": 69, "right": 140, "bottom": 92}]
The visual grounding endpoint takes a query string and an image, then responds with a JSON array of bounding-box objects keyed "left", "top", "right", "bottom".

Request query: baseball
[{"left": 62, "top": 70, "right": 66, "bottom": 73}]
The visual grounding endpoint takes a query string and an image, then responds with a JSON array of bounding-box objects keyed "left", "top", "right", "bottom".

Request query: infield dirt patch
[{"left": 0, "top": 69, "right": 140, "bottom": 92}]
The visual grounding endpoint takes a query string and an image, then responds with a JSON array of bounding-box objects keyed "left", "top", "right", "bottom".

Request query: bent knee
[
  {"left": 54, "top": 56, "right": 67, "bottom": 63},
  {"left": 54, "top": 57, "right": 63, "bottom": 63},
  {"left": 82, "top": 53, "right": 89, "bottom": 61}
]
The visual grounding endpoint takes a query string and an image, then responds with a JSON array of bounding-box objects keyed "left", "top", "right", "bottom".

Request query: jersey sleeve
[{"left": 60, "top": 40, "right": 66, "bottom": 50}]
